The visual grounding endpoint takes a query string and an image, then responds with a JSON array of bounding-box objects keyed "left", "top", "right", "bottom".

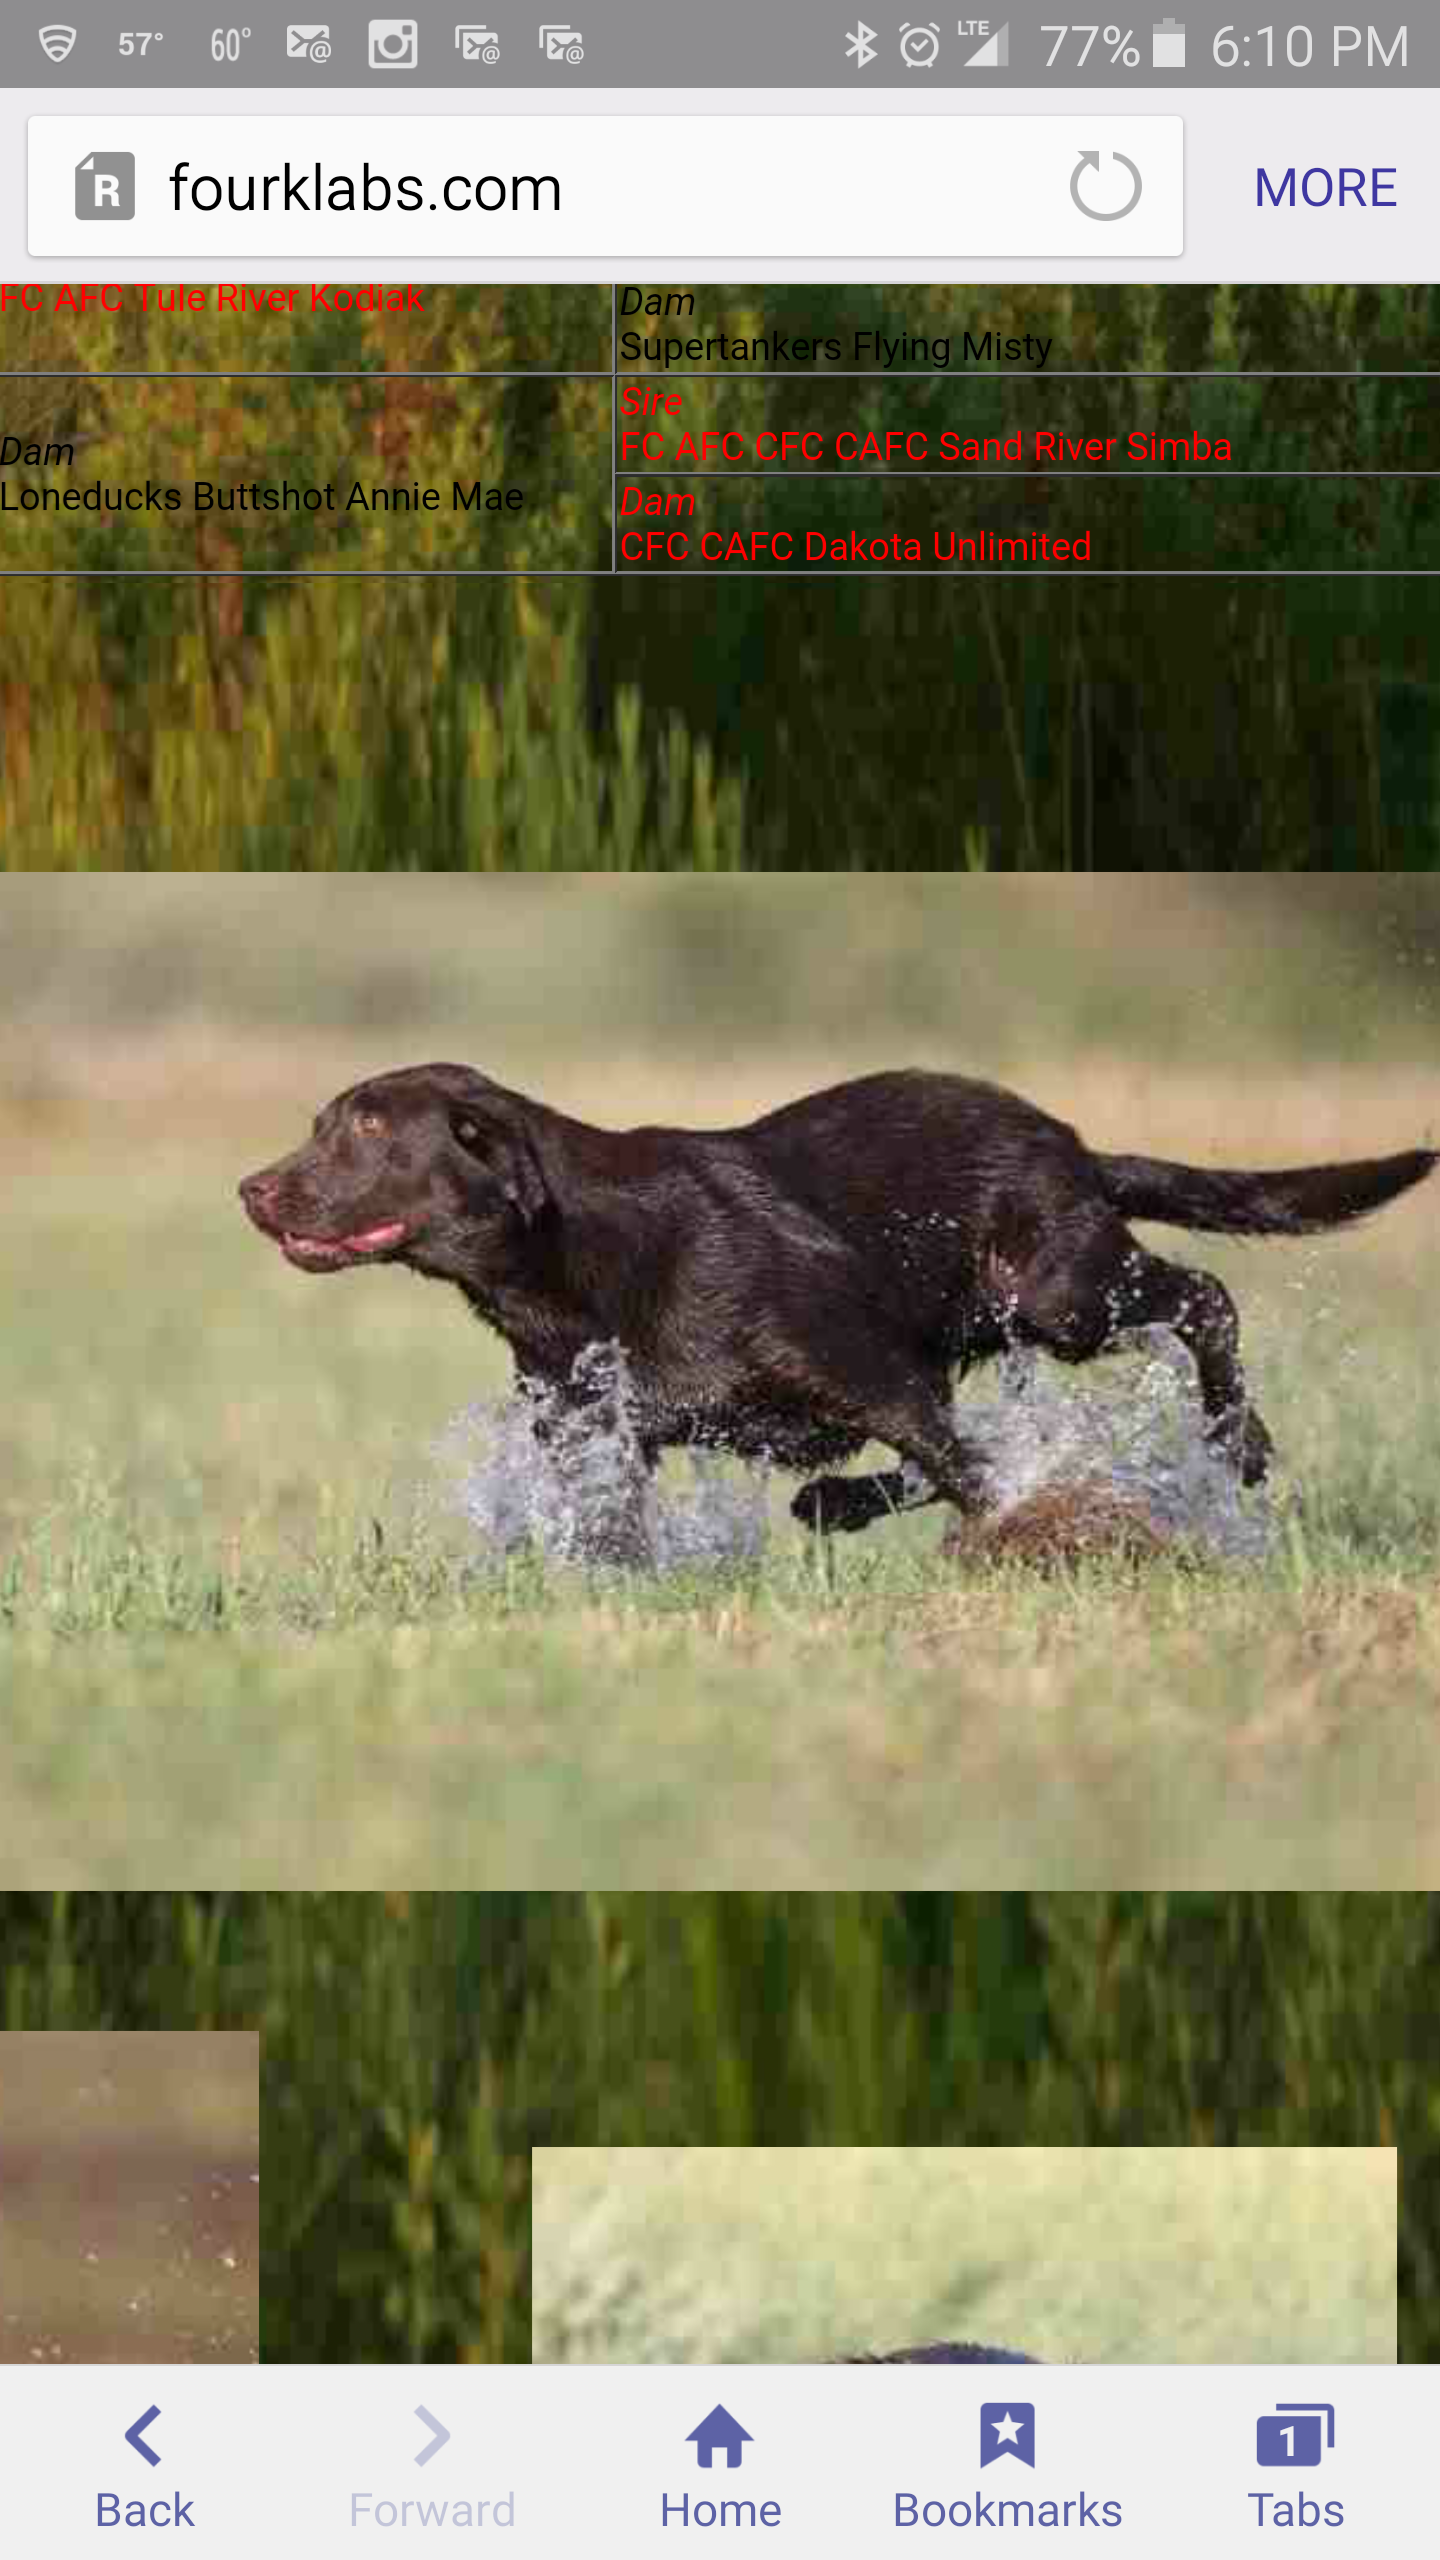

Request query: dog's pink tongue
[{"left": 287, "top": 1222, "right": 406, "bottom": 1258}]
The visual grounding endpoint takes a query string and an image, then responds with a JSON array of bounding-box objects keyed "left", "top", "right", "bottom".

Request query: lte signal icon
[
  {"left": 75, "top": 150, "right": 135, "bottom": 220},
  {"left": 964, "top": 19, "right": 1010, "bottom": 64},
  {"left": 845, "top": 22, "right": 877, "bottom": 66}
]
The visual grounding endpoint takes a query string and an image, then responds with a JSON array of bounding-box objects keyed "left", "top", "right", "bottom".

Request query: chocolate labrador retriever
[{"left": 239, "top": 1062, "right": 1435, "bottom": 1548}]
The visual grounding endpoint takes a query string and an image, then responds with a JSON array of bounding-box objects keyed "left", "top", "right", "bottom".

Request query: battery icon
[{"left": 1152, "top": 15, "right": 1185, "bottom": 63}]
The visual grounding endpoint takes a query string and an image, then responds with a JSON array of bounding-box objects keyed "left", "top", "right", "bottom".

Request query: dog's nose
[{"left": 240, "top": 1172, "right": 279, "bottom": 1211}]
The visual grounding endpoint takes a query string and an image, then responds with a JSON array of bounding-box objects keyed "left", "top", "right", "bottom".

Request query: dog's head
[
  {"left": 840, "top": 2344, "right": 1039, "bottom": 2364},
  {"left": 239, "top": 1063, "right": 556, "bottom": 1285}
]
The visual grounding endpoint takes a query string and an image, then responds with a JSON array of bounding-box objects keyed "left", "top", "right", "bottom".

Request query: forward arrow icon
[{"left": 415, "top": 2406, "right": 451, "bottom": 2467}]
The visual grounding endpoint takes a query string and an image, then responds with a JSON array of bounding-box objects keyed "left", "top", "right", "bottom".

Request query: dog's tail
[{"left": 1096, "top": 1145, "right": 1438, "bottom": 1237}]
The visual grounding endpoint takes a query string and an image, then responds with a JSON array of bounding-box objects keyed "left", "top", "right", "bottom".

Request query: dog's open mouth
[{"left": 279, "top": 1221, "right": 409, "bottom": 1270}]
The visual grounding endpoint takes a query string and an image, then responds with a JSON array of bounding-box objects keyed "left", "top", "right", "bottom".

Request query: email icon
[
  {"left": 286, "top": 24, "right": 332, "bottom": 61},
  {"left": 455, "top": 24, "right": 500, "bottom": 59}
]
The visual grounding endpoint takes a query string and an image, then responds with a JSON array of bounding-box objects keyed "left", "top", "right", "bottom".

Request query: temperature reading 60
[
  {"left": 211, "top": 26, "right": 253, "bottom": 59},
  {"left": 1042, "top": 23, "right": 1142, "bottom": 64}
]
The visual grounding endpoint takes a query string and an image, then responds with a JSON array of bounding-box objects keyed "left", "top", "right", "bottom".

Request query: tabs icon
[{"left": 1256, "top": 2405, "right": 1335, "bottom": 2467}]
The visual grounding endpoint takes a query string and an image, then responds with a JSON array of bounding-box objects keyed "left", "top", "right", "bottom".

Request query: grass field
[
  {"left": 4, "top": 877, "right": 1440, "bottom": 1885},
  {"left": 3, "top": 1053, "right": 1440, "bottom": 1885},
  {"left": 532, "top": 2145, "right": 1397, "bottom": 2365}
]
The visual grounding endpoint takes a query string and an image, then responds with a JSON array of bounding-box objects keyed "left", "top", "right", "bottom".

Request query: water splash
[
  {"left": 435, "top": 1342, "right": 769, "bottom": 1574},
  {"left": 433, "top": 1336, "right": 1272, "bottom": 1573},
  {"left": 944, "top": 1340, "right": 1276, "bottom": 1562}
]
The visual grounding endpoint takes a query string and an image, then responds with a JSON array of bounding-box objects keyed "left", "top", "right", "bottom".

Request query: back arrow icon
[
  {"left": 415, "top": 2406, "right": 451, "bottom": 2467},
  {"left": 1070, "top": 148, "right": 1142, "bottom": 219},
  {"left": 125, "top": 2405, "right": 161, "bottom": 2468}
]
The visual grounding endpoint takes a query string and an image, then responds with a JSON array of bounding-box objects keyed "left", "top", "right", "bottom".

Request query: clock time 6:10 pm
[{"left": 1212, "top": 23, "right": 1406, "bottom": 66}]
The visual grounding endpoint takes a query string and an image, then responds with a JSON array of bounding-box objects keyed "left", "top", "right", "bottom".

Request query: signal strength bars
[{"left": 964, "top": 19, "right": 1008, "bottom": 64}]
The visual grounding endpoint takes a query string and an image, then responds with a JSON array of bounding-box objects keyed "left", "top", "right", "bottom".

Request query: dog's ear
[
  {"left": 498, "top": 1127, "right": 551, "bottom": 1226},
  {"left": 450, "top": 1101, "right": 554, "bottom": 1227}
]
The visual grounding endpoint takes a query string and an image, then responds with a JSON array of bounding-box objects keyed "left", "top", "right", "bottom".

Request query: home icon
[{"left": 686, "top": 2406, "right": 753, "bottom": 2470}]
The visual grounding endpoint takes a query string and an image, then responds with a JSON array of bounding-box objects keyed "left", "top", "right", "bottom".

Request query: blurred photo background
[
  {"left": 532, "top": 2144, "right": 1397, "bottom": 2366},
  {"left": 0, "top": 2026, "right": 258, "bottom": 2364},
  {"left": 252, "top": 1892, "right": 1426, "bottom": 2366},
  {"left": 0, "top": 1893, "right": 1430, "bottom": 2368}
]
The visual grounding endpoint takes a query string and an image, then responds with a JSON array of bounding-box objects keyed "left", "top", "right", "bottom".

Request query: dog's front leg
[
  {"left": 519, "top": 1356, "right": 657, "bottom": 1569},
  {"left": 792, "top": 1461, "right": 937, "bottom": 1535},
  {"left": 791, "top": 1354, "right": 987, "bottom": 1538}
]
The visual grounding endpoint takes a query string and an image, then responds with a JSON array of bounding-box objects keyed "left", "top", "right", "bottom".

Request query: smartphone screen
[{"left": 0, "top": 13, "right": 1430, "bottom": 2551}]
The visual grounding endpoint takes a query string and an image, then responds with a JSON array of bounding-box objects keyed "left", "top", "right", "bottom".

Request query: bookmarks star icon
[{"left": 980, "top": 2401, "right": 1036, "bottom": 2467}]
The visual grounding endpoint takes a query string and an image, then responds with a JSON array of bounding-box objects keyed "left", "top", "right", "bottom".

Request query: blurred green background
[
  {"left": 3, "top": 869, "right": 1440, "bottom": 1068},
  {"left": 533, "top": 2144, "right": 1396, "bottom": 2365},
  {"left": 2, "top": 1895, "right": 1430, "bottom": 2365},
  {"left": 4, "top": 284, "right": 1440, "bottom": 867},
  {"left": 255, "top": 1893, "right": 1426, "bottom": 2363}
]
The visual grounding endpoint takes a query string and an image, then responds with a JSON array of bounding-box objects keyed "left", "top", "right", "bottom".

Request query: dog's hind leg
[
  {"left": 1119, "top": 1247, "right": 1272, "bottom": 1483},
  {"left": 1013, "top": 1225, "right": 1272, "bottom": 1484}
]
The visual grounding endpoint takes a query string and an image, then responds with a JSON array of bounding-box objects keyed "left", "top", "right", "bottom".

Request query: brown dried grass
[{"left": 941, "top": 1479, "right": 1189, "bottom": 1573}]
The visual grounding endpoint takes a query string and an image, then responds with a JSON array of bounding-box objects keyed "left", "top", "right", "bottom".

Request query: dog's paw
[
  {"left": 1206, "top": 1404, "right": 1273, "bottom": 1486},
  {"left": 793, "top": 1474, "right": 876, "bottom": 1534},
  {"left": 1239, "top": 1409, "right": 1275, "bottom": 1486}
]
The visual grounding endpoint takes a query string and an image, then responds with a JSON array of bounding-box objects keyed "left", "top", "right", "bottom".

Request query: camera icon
[{"left": 368, "top": 17, "right": 418, "bottom": 68}]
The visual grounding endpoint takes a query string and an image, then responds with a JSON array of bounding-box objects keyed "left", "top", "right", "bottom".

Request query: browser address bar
[{"left": 29, "top": 115, "right": 1183, "bottom": 258}]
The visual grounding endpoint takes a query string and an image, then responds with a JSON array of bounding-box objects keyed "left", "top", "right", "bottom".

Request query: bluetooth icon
[{"left": 845, "top": 20, "right": 877, "bottom": 66}]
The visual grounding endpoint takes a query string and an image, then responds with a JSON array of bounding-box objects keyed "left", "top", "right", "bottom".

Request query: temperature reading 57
[
  {"left": 211, "top": 25, "right": 253, "bottom": 58},
  {"left": 118, "top": 29, "right": 165, "bottom": 51},
  {"left": 1042, "top": 23, "right": 1142, "bottom": 63}
]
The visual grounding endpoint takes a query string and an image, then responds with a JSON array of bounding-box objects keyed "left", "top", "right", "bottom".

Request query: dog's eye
[
  {"left": 455, "top": 1118, "right": 480, "bottom": 1146},
  {"left": 353, "top": 1109, "right": 386, "bottom": 1138}
]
